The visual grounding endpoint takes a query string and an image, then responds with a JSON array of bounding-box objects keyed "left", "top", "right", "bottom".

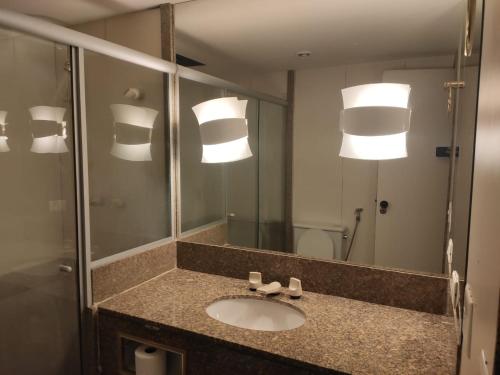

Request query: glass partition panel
[
  {"left": 179, "top": 78, "right": 226, "bottom": 232},
  {"left": 226, "top": 94, "right": 259, "bottom": 248},
  {"left": 84, "top": 51, "right": 171, "bottom": 260},
  {"left": 0, "top": 28, "right": 81, "bottom": 374},
  {"left": 258, "top": 101, "right": 286, "bottom": 251}
]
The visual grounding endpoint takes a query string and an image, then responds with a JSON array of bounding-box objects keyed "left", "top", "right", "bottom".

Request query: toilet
[{"left": 293, "top": 223, "right": 347, "bottom": 260}]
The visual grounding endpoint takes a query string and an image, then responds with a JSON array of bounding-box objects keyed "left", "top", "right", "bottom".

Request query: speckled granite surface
[
  {"left": 92, "top": 241, "right": 176, "bottom": 302},
  {"left": 98, "top": 269, "right": 456, "bottom": 374},
  {"left": 177, "top": 241, "right": 449, "bottom": 314},
  {"left": 179, "top": 223, "right": 227, "bottom": 246}
]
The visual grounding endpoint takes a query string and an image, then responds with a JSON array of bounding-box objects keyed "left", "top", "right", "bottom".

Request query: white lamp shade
[
  {"left": 339, "top": 83, "right": 411, "bottom": 160},
  {"left": 29, "top": 106, "right": 66, "bottom": 123},
  {"left": 0, "top": 111, "right": 7, "bottom": 125},
  {"left": 29, "top": 106, "right": 68, "bottom": 154},
  {"left": 341, "top": 83, "right": 411, "bottom": 109},
  {"left": 110, "top": 141, "right": 152, "bottom": 162},
  {"left": 31, "top": 135, "right": 69, "bottom": 154},
  {"left": 192, "top": 97, "right": 252, "bottom": 163},
  {"left": 109, "top": 104, "right": 157, "bottom": 162},
  {"left": 192, "top": 97, "right": 246, "bottom": 124},
  {"left": 340, "top": 106, "right": 411, "bottom": 136},
  {"left": 339, "top": 132, "right": 407, "bottom": 160},
  {"left": 0, "top": 136, "right": 9, "bottom": 152},
  {"left": 201, "top": 136, "right": 252, "bottom": 163},
  {"left": 0, "top": 111, "right": 8, "bottom": 152},
  {"left": 110, "top": 104, "right": 158, "bottom": 128}
]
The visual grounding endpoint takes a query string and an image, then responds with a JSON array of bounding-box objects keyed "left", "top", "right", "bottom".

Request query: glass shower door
[
  {"left": 258, "top": 101, "right": 287, "bottom": 251},
  {"left": 0, "top": 29, "right": 81, "bottom": 374},
  {"left": 225, "top": 94, "right": 260, "bottom": 248}
]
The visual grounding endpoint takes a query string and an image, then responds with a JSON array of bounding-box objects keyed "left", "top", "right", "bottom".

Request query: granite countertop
[{"left": 98, "top": 268, "right": 456, "bottom": 375}]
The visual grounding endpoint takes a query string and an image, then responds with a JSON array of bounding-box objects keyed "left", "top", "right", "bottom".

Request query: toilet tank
[{"left": 293, "top": 222, "right": 347, "bottom": 260}]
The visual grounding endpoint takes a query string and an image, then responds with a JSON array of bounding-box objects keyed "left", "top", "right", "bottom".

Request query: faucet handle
[
  {"left": 288, "top": 277, "right": 303, "bottom": 299},
  {"left": 248, "top": 272, "right": 263, "bottom": 291}
]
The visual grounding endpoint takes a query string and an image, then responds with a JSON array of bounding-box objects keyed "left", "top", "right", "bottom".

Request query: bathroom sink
[{"left": 206, "top": 297, "right": 305, "bottom": 331}]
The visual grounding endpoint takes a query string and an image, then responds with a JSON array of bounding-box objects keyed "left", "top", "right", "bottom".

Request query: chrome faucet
[{"left": 257, "top": 281, "right": 282, "bottom": 295}]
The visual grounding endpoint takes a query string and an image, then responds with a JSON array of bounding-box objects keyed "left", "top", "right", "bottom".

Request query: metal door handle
[
  {"left": 379, "top": 200, "right": 389, "bottom": 214},
  {"left": 59, "top": 264, "right": 73, "bottom": 273}
]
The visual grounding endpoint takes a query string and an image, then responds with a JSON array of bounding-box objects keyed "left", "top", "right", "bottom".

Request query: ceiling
[
  {"left": 0, "top": 0, "right": 190, "bottom": 25},
  {"left": 175, "top": 0, "right": 467, "bottom": 71},
  {"left": 0, "top": 0, "right": 474, "bottom": 71}
]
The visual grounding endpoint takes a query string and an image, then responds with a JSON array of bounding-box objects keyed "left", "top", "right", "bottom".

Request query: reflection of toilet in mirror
[{"left": 294, "top": 223, "right": 346, "bottom": 261}]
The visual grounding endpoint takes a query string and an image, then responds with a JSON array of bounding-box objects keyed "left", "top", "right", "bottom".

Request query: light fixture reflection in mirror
[
  {"left": 339, "top": 132, "right": 408, "bottom": 160},
  {"left": 31, "top": 135, "right": 69, "bottom": 154},
  {"left": 29, "top": 106, "right": 69, "bottom": 154},
  {"left": 192, "top": 97, "right": 252, "bottom": 163},
  {"left": 0, "top": 110, "right": 9, "bottom": 153},
  {"left": 339, "top": 83, "right": 411, "bottom": 160},
  {"left": 109, "top": 104, "right": 158, "bottom": 162},
  {"left": 341, "top": 83, "right": 411, "bottom": 109}
]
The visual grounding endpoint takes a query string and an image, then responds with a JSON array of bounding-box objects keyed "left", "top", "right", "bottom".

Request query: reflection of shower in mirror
[
  {"left": 0, "top": 111, "right": 9, "bottom": 152},
  {"left": 110, "top": 104, "right": 158, "bottom": 162},
  {"left": 29, "top": 106, "right": 69, "bottom": 154}
]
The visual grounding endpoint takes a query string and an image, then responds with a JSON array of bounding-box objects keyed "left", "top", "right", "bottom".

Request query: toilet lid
[{"left": 297, "top": 229, "right": 334, "bottom": 259}]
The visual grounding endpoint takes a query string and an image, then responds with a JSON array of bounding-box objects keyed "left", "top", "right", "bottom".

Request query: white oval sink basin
[{"left": 206, "top": 297, "right": 305, "bottom": 332}]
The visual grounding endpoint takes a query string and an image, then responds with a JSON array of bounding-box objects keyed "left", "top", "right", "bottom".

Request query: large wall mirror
[{"left": 175, "top": 0, "right": 483, "bottom": 276}]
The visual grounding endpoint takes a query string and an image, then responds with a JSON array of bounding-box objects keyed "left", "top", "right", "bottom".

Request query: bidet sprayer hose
[{"left": 344, "top": 208, "right": 363, "bottom": 261}]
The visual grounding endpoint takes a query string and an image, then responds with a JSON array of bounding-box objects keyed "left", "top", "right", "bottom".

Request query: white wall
[
  {"left": 76, "top": 9, "right": 162, "bottom": 57},
  {"left": 459, "top": 0, "right": 500, "bottom": 372}
]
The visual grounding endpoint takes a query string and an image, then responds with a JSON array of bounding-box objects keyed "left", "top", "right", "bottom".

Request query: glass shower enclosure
[
  {"left": 0, "top": 13, "right": 175, "bottom": 374},
  {"left": 0, "top": 8, "right": 289, "bottom": 374},
  {"left": 178, "top": 78, "right": 288, "bottom": 251},
  {"left": 0, "top": 28, "right": 81, "bottom": 374}
]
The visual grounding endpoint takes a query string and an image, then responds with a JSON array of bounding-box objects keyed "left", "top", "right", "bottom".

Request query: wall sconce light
[
  {"left": 29, "top": 106, "right": 69, "bottom": 154},
  {"left": 192, "top": 97, "right": 252, "bottom": 163},
  {"left": 0, "top": 110, "right": 9, "bottom": 153},
  {"left": 110, "top": 104, "right": 158, "bottom": 162},
  {"left": 339, "top": 83, "right": 411, "bottom": 160}
]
